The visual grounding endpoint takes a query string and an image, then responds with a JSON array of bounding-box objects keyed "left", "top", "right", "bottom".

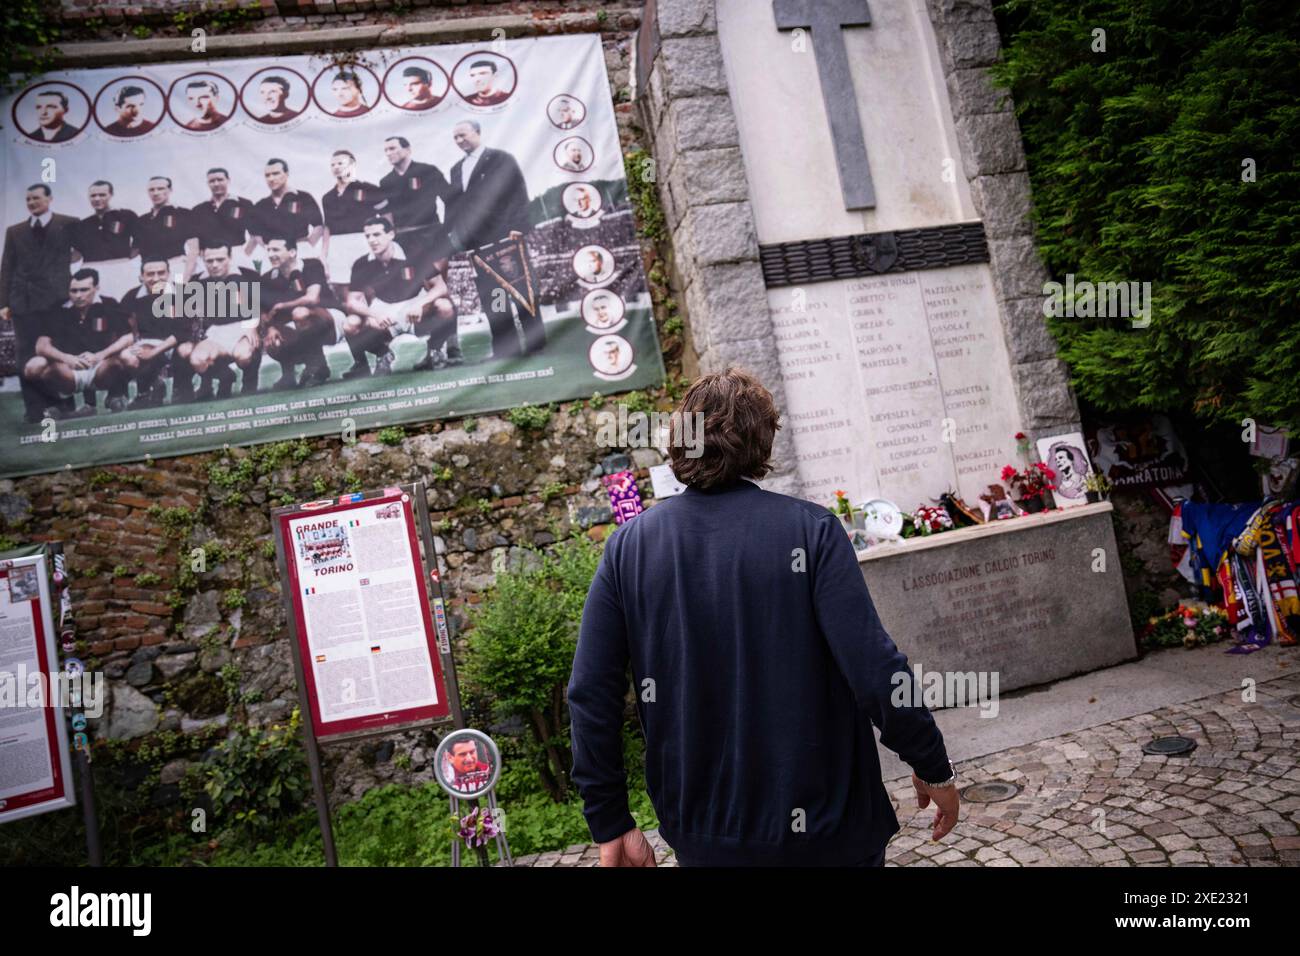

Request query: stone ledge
[
  {"left": 47, "top": 9, "right": 635, "bottom": 65},
  {"left": 858, "top": 501, "right": 1114, "bottom": 562}
]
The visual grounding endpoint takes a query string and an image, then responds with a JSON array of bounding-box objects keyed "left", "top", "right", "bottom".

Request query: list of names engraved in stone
[{"left": 770, "top": 263, "right": 1024, "bottom": 508}]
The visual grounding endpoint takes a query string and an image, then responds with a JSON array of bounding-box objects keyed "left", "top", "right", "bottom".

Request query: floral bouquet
[
  {"left": 828, "top": 490, "right": 871, "bottom": 550},
  {"left": 1141, "top": 603, "right": 1229, "bottom": 649},
  {"left": 1000, "top": 462, "right": 1056, "bottom": 500},
  {"left": 450, "top": 805, "right": 501, "bottom": 850},
  {"left": 829, "top": 489, "right": 854, "bottom": 520},
  {"left": 906, "top": 504, "right": 953, "bottom": 537}
]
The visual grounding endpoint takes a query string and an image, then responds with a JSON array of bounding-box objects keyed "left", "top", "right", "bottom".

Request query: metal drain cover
[
  {"left": 1142, "top": 735, "right": 1197, "bottom": 756},
  {"left": 960, "top": 781, "right": 1020, "bottom": 803}
]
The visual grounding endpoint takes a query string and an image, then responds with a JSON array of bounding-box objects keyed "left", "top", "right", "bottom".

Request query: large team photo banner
[{"left": 0, "top": 35, "right": 663, "bottom": 477}]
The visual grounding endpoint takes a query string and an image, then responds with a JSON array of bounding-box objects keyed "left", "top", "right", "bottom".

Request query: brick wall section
[{"left": 57, "top": 0, "right": 629, "bottom": 33}]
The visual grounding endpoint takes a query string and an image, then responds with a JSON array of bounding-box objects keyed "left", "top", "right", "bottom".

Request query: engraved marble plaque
[{"left": 771, "top": 263, "right": 1023, "bottom": 508}]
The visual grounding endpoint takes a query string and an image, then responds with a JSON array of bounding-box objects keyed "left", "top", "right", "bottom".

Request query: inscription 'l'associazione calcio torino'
[{"left": 901, "top": 549, "right": 1058, "bottom": 592}]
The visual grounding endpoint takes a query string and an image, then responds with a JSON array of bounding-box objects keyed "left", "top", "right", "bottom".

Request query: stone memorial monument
[{"left": 637, "top": 0, "right": 1136, "bottom": 691}]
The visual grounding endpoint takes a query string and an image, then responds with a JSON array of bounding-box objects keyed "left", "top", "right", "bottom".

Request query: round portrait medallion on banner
[
  {"left": 434, "top": 729, "right": 501, "bottom": 800},
  {"left": 573, "top": 244, "right": 615, "bottom": 287},
  {"left": 589, "top": 334, "right": 636, "bottom": 381},
  {"left": 451, "top": 51, "right": 518, "bottom": 109},
  {"left": 562, "top": 182, "right": 603, "bottom": 226},
  {"left": 240, "top": 67, "right": 311, "bottom": 126},
  {"left": 382, "top": 57, "right": 451, "bottom": 112},
  {"left": 581, "top": 289, "right": 626, "bottom": 334},
  {"left": 311, "top": 63, "right": 382, "bottom": 119},
  {"left": 12, "top": 81, "right": 90, "bottom": 145},
  {"left": 554, "top": 136, "right": 594, "bottom": 174},
  {"left": 167, "top": 72, "right": 239, "bottom": 133},
  {"left": 92, "top": 75, "right": 166, "bottom": 139},
  {"left": 547, "top": 93, "right": 587, "bottom": 130}
]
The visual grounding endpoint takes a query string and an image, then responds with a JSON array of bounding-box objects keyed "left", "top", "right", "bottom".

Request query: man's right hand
[
  {"left": 598, "top": 827, "right": 657, "bottom": 868},
  {"left": 912, "top": 773, "right": 960, "bottom": 842},
  {"left": 0, "top": 307, "right": 10, "bottom": 323}
]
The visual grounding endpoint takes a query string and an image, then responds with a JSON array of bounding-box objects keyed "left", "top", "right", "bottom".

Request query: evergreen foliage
[{"left": 992, "top": 0, "right": 1300, "bottom": 429}]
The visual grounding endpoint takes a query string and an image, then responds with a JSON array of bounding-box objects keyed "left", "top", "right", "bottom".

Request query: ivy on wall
[
  {"left": 992, "top": 0, "right": 1300, "bottom": 431},
  {"left": 1, "top": 0, "right": 60, "bottom": 92}
]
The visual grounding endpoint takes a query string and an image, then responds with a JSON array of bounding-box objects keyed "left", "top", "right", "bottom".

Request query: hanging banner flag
[
  {"left": 602, "top": 469, "right": 645, "bottom": 524},
  {"left": 0, "top": 34, "right": 663, "bottom": 478}
]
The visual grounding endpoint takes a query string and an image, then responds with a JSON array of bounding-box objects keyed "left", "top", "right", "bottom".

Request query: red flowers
[{"left": 1000, "top": 462, "right": 1057, "bottom": 498}]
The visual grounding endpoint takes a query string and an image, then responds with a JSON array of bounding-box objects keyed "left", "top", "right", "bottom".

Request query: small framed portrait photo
[
  {"left": 554, "top": 136, "right": 594, "bottom": 174},
  {"left": 93, "top": 76, "right": 166, "bottom": 139},
  {"left": 1036, "top": 432, "right": 1095, "bottom": 508},
  {"left": 547, "top": 93, "right": 586, "bottom": 130},
  {"left": 434, "top": 729, "right": 501, "bottom": 800},
  {"left": 588, "top": 333, "right": 635, "bottom": 379},
  {"left": 562, "top": 182, "right": 603, "bottom": 223},
  {"left": 452, "top": 51, "right": 518, "bottom": 109},
  {"left": 168, "top": 72, "right": 239, "bottom": 133},
  {"left": 573, "top": 244, "right": 616, "bottom": 287},
  {"left": 581, "top": 289, "right": 626, "bottom": 333},
  {"left": 312, "top": 64, "right": 382, "bottom": 119},
  {"left": 241, "top": 67, "right": 311, "bottom": 126},
  {"left": 383, "top": 57, "right": 451, "bottom": 111},
  {"left": 12, "top": 81, "right": 91, "bottom": 145}
]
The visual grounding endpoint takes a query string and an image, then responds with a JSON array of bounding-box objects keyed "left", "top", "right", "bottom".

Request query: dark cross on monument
[{"left": 772, "top": 0, "right": 876, "bottom": 211}]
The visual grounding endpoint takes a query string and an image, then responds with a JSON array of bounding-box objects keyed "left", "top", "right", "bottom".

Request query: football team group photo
[{"left": 0, "top": 43, "right": 647, "bottom": 436}]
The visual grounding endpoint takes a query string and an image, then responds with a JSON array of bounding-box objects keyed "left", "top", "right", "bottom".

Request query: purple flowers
[{"left": 457, "top": 806, "right": 500, "bottom": 849}]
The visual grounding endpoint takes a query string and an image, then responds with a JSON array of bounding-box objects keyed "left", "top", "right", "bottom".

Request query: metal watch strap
[{"left": 922, "top": 760, "right": 957, "bottom": 789}]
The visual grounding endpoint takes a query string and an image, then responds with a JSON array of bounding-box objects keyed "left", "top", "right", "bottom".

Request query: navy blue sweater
[{"left": 568, "top": 476, "right": 952, "bottom": 866}]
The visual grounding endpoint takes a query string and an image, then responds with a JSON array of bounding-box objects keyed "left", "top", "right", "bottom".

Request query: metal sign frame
[
  {"left": 0, "top": 550, "right": 76, "bottom": 825},
  {"left": 270, "top": 480, "right": 466, "bottom": 866}
]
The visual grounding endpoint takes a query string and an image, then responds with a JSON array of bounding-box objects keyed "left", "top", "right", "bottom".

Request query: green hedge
[{"left": 992, "top": 0, "right": 1300, "bottom": 430}]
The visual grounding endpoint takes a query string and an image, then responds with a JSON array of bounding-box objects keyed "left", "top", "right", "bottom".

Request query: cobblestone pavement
[{"left": 509, "top": 672, "right": 1300, "bottom": 867}]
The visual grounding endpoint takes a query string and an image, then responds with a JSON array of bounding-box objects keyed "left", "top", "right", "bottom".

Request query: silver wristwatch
[{"left": 921, "top": 760, "right": 957, "bottom": 790}]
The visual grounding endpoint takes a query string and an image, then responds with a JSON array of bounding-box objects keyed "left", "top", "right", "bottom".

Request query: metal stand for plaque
[
  {"left": 272, "top": 482, "right": 466, "bottom": 867},
  {"left": 449, "top": 791, "right": 513, "bottom": 868},
  {"left": 52, "top": 545, "right": 102, "bottom": 865},
  {"left": 436, "top": 728, "right": 511, "bottom": 867}
]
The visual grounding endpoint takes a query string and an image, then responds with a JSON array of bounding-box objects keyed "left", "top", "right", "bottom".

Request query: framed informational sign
[
  {"left": 0, "top": 551, "right": 76, "bottom": 825},
  {"left": 273, "top": 487, "right": 451, "bottom": 744}
]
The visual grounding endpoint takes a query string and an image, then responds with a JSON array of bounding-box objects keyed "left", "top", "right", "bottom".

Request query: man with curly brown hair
[{"left": 568, "top": 367, "right": 960, "bottom": 867}]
